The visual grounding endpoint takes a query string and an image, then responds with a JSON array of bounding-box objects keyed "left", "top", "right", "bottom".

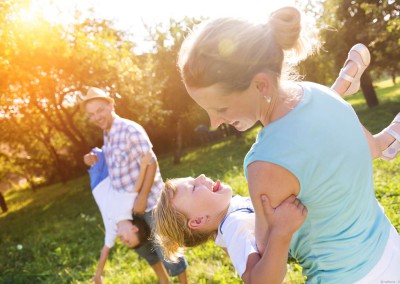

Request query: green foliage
[
  {"left": 1, "top": 82, "right": 399, "bottom": 283},
  {"left": 144, "top": 17, "right": 209, "bottom": 156},
  {"left": 2, "top": 0, "right": 399, "bottom": 186},
  {"left": 320, "top": 0, "right": 400, "bottom": 78},
  {"left": 0, "top": 0, "right": 168, "bottom": 184}
]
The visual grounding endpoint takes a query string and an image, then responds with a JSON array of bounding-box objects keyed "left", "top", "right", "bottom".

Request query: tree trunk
[
  {"left": 360, "top": 72, "right": 379, "bottom": 108},
  {"left": 173, "top": 119, "right": 182, "bottom": 165},
  {"left": 43, "top": 140, "right": 69, "bottom": 183},
  {"left": 0, "top": 192, "right": 8, "bottom": 213}
]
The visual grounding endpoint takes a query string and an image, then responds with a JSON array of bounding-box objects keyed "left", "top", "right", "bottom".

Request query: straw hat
[{"left": 79, "top": 87, "right": 114, "bottom": 105}]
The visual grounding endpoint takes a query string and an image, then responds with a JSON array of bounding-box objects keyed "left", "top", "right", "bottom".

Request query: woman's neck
[{"left": 260, "top": 83, "right": 303, "bottom": 127}]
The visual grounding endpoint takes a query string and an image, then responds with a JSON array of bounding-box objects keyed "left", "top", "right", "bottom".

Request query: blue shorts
[{"left": 134, "top": 210, "right": 188, "bottom": 277}]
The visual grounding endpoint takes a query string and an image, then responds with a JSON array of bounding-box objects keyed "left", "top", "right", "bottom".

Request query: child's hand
[
  {"left": 140, "top": 151, "right": 153, "bottom": 166},
  {"left": 84, "top": 152, "right": 98, "bottom": 167},
  {"left": 92, "top": 275, "right": 103, "bottom": 284},
  {"left": 261, "top": 195, "right": 307, "bottom": 239}
]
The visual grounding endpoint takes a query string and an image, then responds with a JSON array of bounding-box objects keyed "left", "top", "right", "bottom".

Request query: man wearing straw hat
[{"left": 81, "top": 87, "right": 188, "bottom": 284}]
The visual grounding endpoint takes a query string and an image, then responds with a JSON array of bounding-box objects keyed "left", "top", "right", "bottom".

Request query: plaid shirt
[{"left": 103, "top": 115, "right": 163, "bottom": 211}]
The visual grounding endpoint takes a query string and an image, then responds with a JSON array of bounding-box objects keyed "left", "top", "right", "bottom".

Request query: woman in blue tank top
[{"left": 177, "top": 6, "right": 400, "bottom": 283}]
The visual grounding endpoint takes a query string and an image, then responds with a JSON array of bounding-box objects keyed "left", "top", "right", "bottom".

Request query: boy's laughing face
[{"left": 171, "top": 174, "right": 232, "bottom": 226}]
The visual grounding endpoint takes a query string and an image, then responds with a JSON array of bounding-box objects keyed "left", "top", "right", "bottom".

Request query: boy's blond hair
[{"left": 153, "top": 179, "right": 215, "bottom": 261}]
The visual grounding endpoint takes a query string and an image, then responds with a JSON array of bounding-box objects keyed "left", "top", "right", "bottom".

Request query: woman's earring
[{"left": 264, "top": 96, "right": 272, "bottom": 104}]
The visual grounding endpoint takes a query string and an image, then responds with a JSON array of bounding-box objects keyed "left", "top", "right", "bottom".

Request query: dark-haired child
[{"left": 88, "top": 147, "right": 152, "bottom": 284}]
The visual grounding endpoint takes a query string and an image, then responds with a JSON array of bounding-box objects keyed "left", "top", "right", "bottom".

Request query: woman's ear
[
  {"left": 188, "top": 216, "right": 208, "bottom": 230},
  {"left": 253, "top": 73, "right": 270, "bottom": 95}
]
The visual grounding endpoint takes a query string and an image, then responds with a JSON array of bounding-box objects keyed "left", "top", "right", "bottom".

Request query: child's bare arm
[
  {"left": 132, "top": 151, "right": 153, "bottom": 193},
  {"left": 93, "top": 245, "right": 110, "bottom": 284},
  {"left": 248, "top": 162, "right": 299, "bottom": 255},
  {"left": 241, "top": 195, "right": 307, "bottom": 284}
]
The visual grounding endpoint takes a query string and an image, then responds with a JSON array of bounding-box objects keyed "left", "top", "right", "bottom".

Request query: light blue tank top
[{"left": 244, "top": 82, "right": 390, "bottom": 283}]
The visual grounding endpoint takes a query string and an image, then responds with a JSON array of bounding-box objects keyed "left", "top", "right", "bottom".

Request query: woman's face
[{"left": 187, "top": 83, "right": 260, "bottom": 132}]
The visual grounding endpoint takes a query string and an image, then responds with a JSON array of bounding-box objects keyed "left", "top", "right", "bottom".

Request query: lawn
[{"left": 1, "top": 80, "right": 399, "bottom": 284}]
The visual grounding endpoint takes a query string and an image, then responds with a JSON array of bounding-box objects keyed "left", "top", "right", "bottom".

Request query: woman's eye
[{"left": 192, "top": 185, "right": 195, "bottom": 192}]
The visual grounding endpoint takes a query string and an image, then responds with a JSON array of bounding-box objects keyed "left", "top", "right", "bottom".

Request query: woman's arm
[{"left": 247, "top": 161, "right": 300, "bottom": 255}]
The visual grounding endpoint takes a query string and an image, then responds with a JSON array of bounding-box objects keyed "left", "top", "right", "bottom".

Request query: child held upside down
[
  {"left": 87, "top": 147, "right": 153, "bottom": 283},
  {"left": 153, "top": 44, "right": 400, "bottom": 283},
  {"left": 155, "top": 175, "right": 307, "bottom": 283}
]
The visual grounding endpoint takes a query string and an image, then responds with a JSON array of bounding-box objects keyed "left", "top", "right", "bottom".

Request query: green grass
[{"left": 1, "top": 80, "right": 399, "bottom": 284}]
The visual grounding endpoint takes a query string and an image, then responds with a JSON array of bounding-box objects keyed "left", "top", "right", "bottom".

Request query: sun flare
[{"left": 12, "top": 0, "right": 302, "bottom": 53}]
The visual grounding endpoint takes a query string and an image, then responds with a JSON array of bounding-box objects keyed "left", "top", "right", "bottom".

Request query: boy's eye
[
  {"left": 192, "top": 185, "right": 195, "bottom": 192},
  {"left": 216, "top": 107, "right": 227, "bottom": 113}
]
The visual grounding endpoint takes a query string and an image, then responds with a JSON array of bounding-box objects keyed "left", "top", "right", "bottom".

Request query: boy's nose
[{"left": 196, "top": 174, "right": 206, "bottom": 182}]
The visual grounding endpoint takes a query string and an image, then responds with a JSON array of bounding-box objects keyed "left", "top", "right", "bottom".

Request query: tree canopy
[{"left": 1, "top": 0, "right": 399, "bottom": 188}]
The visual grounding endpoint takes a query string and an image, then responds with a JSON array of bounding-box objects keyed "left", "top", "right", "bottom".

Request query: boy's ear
[
  {"left": 188, "top": 216, "right": 207, "bottom": 230},
  {"left": 131, "top": 225, "right": 139, "bottom": 233}
]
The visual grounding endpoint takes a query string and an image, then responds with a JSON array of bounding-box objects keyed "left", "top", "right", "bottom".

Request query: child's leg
[
  {"left": 330, "top": 44, "right": 400, "bottom": 160},
  {"left": 378, "top": 114, "right": 400, "bottom": 160},
  {"left": 360, "top": 115, "right": 400, "bottom": 160},
  {"left": 331, "top": 43, "right": 371, "bottom": 97}
]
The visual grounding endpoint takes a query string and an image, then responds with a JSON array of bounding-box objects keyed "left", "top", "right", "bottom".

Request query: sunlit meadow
[{"left": 0, "top": 79, "right": 399, "bottom": 283}]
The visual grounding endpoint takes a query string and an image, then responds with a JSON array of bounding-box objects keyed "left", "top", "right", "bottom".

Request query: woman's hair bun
[
  {"left": 268, "top": 6, "right": 302, "bottom": 50},
  {"left": 268, "top": 6, "right": 319, "bottom": 62}
]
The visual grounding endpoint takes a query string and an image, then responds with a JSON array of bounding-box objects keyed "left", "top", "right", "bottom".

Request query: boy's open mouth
[{"left": 212, "top": 180, "right": 221, "bottom": 192}]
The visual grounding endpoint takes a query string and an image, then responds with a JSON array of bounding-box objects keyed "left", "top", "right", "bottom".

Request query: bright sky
[{"left": 28, "top": 0, "right": 299, "bottom": 52}]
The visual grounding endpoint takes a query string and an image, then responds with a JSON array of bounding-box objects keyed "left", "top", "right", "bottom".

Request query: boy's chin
[
  {"left": 220, "top": 183, "right": 232, "bottom": 193},
  {"left": 126, "top": 240, "right": 140, "bottom": 248}
]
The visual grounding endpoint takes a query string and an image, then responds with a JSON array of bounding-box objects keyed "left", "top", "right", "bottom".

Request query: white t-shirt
[
  {"left": 92, "top": 177, "right": 138, "bottom": 248},
  {"left": 215, "top": 195, "right": 258, "bottom": 277}
]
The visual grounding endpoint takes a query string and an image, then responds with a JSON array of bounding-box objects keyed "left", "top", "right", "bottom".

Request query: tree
[
  {"left": 320, "top": 0, "right": 400, "bottom": 107},
  {"left": 146, "top": 18, "right": 207, "bottom": 163},
  {"left": 0, "top": 0, "right": 165, "bottom": 184},
  {"left": 361, "top": 1, "right": 400, "bottom": 84}
]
